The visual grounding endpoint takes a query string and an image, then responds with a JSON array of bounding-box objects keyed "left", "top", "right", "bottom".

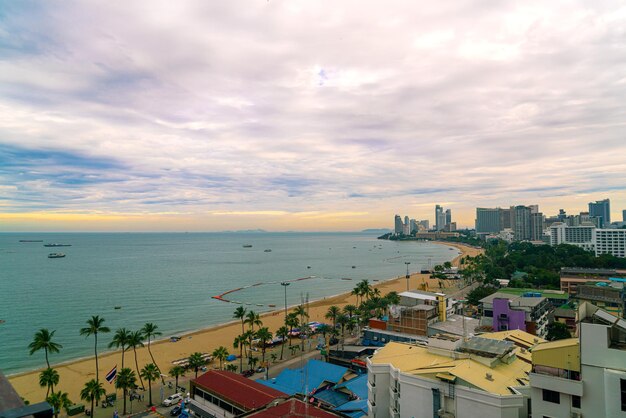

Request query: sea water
[{"left": 0, "top": 232, "right": 458, "bottom": 374}]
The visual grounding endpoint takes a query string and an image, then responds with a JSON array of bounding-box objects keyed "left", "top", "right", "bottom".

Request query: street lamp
[
  {"left": 280, "top": 282, "right": 290, "bottom": 322},
  {"left": 405, "top": 262, "right": 411, "bottom": 291}
]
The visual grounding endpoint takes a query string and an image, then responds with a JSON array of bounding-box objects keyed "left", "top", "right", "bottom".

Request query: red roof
[
  {"left": 192, "top": 370, "right": 286, "bottom": 410},
  {"left": 246, "top": 398, "right": 341, "bottom": 417}
]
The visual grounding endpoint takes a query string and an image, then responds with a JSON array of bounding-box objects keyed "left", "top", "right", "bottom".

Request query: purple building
[
  {"left": 480, "top": 293, "right": 551, "bottom": 337},
  {"left": 493, "top": 298, "right": 527, "bottom": 332}
]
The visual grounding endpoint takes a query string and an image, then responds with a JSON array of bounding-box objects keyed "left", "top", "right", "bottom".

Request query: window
[
  {"left": 572, "top": 395, "right": 581, "bottom": 409},
  {"left": 542, "top": 389, "right": 560, "bottom": 404},
  {"left": 621, "top": 379, "right": 626, "bottom": 411}
]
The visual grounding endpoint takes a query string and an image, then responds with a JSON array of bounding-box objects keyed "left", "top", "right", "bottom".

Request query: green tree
[
  {"left": 168, "top": 365, "right": 185, "bottom": 393},
  {"left": 383, "top": 291, "right": 400, "bottom": 306},
  {"left": 225, "top": 364, "right": 238, "bottom": 372},
  {"left": 245, "top": 311, "right": 262, "bottom": 332},
  {"left": 108, "top": 328, "right": 131, "bottom": 369},
  {"left": 343, "top": 304, "right": 357, "bottom": 320},
  {"left": 546, "top": 322, "right": 571, "bottom": 341},
  {"left": 187, "top": 352, "right": 207, "bottom": 378},
  {"left": 29, "top": 329, "right": 62, "bottom": 369},
  {"left": 242, "top": 329, "right": 256, "bottom": 364},
  {"left": 80, "top": 379, "right": 105, "bottom": 416},
  {"left": 79, "top": 316, "right": 110, "bottom": 383},
  {"left": 233, "top": 306, "right": 248, "bottom": 357},
  {"left": 275, "top": 326, "right": 289, "bottom": 360},
  {"left": 233, "top": 335, "right": 246, "bottom": 372},
  {"left": 255, "top": 327, "right": 273, "bottom": 365},
  {"left": 140, "top": 363, "right": 160, "bottom": 406},
  {"left": 212, "top": 346, "right": 229, "bottom": 370},
  {"left": 293, "top": 305, "right": 309, "bottom": 351},
  {"left": 285, "top": 313, "right": 299, "bottom": 347},
  {"left": 141, "top": 323, "right": 163, "bottom": 382},
  {"left": 325, "top": 306, "right": 340, "bottom": 330},
  {"left": 47, "top": 391, "right": 71, "bottom": 418},
  {"left": 39, "top": 368, "right": 59, "bottom": 397},
  {"left": 466, "top": 285, "right": 497, "bottom": 306},
  {"left": 127, "top": 330, "right": 145, "bottom": 388},
  {"left": 115, "top": 367, "right": 137, "bottom": 415}
]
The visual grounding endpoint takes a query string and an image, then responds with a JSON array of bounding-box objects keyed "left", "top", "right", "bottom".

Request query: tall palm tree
[
  {"left": 233, "top": 307, "right": 248, "bottom": 358},
  {"left": 343, "top": 304, "right": 357, "bottom": 320},
  {"left": 80, "top": 379, "right": 105, "bottom": 416},
  {"left": 115, "top": 367, "right": 137, "bottom": 415},
  {"left": 336, "top": 314, "right": 349, "bottom": 351},
  {"left": 285, "top": 313, "right": 299, "bottom": 348},
  {"left": 255, "top": 327, "right": 272, "bottom": 365},
  {"left": 241, "top": 330, "right": 255, "bottom": 364},
  {"left": 141, "top": 323, "right": 163, "bottom": 383},
  {"left": 293, "top": 305, "right": 309, "bottom": 351},
  {"left": 244, "top": 311, "right": 262, "bottom": 332},
  {"left": 47, "top": 391, "right": 71, "bottom": 418},
  {"left": 212, "top": 346, "right": 229, "bottom": 370},
  {"left": 187, "top": 352, "right": 206, "bottom": 378},
  {"left": 39, "top": 368, "right": 59, "bottom": 397},
  {"left": 79, "top": 316, "right": 110, "bottom": 383},
  {"left": 108, "top": 328, "right": 131, "bottom": 369},
  {"left": 29, "top": 329, "right": 62, "bottom": 369},
  {"left": 325, "top": 306, "right": 340, "bottom": 330},
  {"left": 275, "top": 326, "right": 289, "bottom": 360},
  {"left": 168, "top": 366, "right": 185, "bottom": 393},
  {"left": 233, "top": 335, "right": 246, "bottom": 372},
  {"left": 140, "top": 363, "right": 160, "bottom": 406},
  {"left": 127, "top": 330, "right": 145, "bottom": 389}
]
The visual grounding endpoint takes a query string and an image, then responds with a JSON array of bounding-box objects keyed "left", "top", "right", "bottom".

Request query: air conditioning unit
[{"left": 570, "top": 412, "right": 582, "bottom": 418}]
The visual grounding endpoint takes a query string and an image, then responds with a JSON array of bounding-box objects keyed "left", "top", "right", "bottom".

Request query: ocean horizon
[{"left": 0, "top": 232, "right": 459, "bottom": 375}]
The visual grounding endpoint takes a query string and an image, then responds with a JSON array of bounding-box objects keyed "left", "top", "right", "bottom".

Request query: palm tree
[
  {"left": 384, "top": 291, "right": 400, "bottom": 306},
  {"left": 233, "top": 335, "right": 246, "bottom": 372},
  {"left": 275, "top": 326, "right": 289, "bottom": 360},
  {"left": 80, "top": 379, "right": 105, "bottom": 416},
  {"left": 212, "top": 346, "right": 229, "bottom": 370},
  {"left": 127, "top": 330, "right": 145, "bottom": 389},
  {"left": 47, "top": 391, "right": 71, "bottom": 418},
  {"left": 79, "top": 316, "right": 110, "bottom": 383},
  {"left": 293, "top": 305, "right": 308, "bottom": 351},
  {"left": 115, "top": 367, "right": 137, "bottom": 415},
  {"left": 248, "top": 356, "right": 259, "bottom": 370},
  {"left": 39, "top": 368, "right": 59, "bottom": 397},
  {"left": 343, "top": 304, "right": 357, "bottom": 320},
  {"left": 233, "top": 306, "right": 248, "bottom": 357},
  {"left": 187, "top": 352, "right": 206, "bottom": 378},
  {"left": 140, "top": 363, "right": 160, "bottom": 406},
  {"left": 244, "top": 311, "right": 262, "bottom": 332},
  {"left": 336, "top": 314, "right": 349, "bottom": 351},
  {"left": 325, "top": 306, "right": 340, "bottom": 330},
  {"left": 141, "top": 323, "right": 164, "bottom": 383},
  {"left": 168, "top": 365, "right": 185, "bottom": 393},
  {"left": 108, "top": 328, "right": 131, "bottom": 369},
  {"left": 357, "top": 280, "right": 373, "bottom": 301},
  {"left": 255, "top": 327, "right": 273, "bottom": 365},
  {"left": 285, "top": 313, "right": 299, "bottom": 348},
  {"left": 242, "top": 330, "right": 255, "bottom": 364},
  {"left": 225, "top": 364, "right": 238, "bottom": 372},
  {"left": 29, "top": 329, "right": 62, "bottom": 369}
]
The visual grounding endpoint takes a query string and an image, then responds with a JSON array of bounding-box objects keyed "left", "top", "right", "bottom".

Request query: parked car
[
  {"left": 170, "top": 405, "right": 190, "bottom": 417},
  {"left": 255, "top": 367, "right": 266, "bottom": 373},
  {"left": 163, "top": 393, "right": 182, "bottom": 406},
  {"left": 241, "top": 369, "right": 254, "bottom": 377}
]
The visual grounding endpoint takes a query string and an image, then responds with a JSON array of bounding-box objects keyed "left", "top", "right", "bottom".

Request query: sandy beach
[{"left": 9, "top": 241, "right": 482, "bottom": 405}]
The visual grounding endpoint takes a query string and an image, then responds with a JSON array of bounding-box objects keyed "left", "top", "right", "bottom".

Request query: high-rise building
[
  {"left": 500, "top": 207, "right": 513, "bottom": 230},
  {"left": 418, "top": 220, "right": 429, "bottom": 230},
  {"left": 445, "top": 209, "right": 451, "bottom": 226},
  {"left": 623, "top": 209, "right": 626, "bottom": 222},
  {"left": 475, "top": 208, "right": 501, "bottom": 233},
  {"left": 394, "top": 214, "right": 403, "bottom": 234},
  {"left": 435, "top": 205, "right": 446, "bottom": 231},
  {"left": 514, "top": 205, "right": 532, "bottom": 241},
  {"left": 595, "top": 229, "right": 626, "bottom": 258},
  {"left": 557, "top": 209, "right": 567, "bottom": 222},
  {"left": 530, "top": 212, "right": 544, "bottom": 241},
  {"left": 549, "top": 222, "right": 596, "bottom": 252},
  {"left": 589, "top": 199, "right": 610, "bottom": 227},
  {"left": 409, "top": 219, "right": 417, "bottom": 234}
]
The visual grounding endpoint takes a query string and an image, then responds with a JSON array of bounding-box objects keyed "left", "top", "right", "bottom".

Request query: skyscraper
[
  {"left": 445, "top": 209, "right": 452, "bottom": 226},
  {"left": 475, "top": 208, "right": 501, "bottom": 233},
  {"left": 435, "top": 205, "right": 444, "bottom": 231},
  {"left": 513, "top": 205, "right": 532, "bottom": 241},
  {"left": 589, "top": 199, "right": 610, "bottom": 227},
  {"left": 394, "top": 214, "right": 403, "bottom": 234},
  {"left": 530, "top": 212, "right": 544, "bottom": 241},
  {"left": 623, "top": 209, "right": 626, "bottom": 222}
]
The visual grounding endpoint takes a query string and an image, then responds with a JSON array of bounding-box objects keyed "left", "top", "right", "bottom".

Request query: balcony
[{"left": 529, "top": 372, "right": 583, "bottom": 396}]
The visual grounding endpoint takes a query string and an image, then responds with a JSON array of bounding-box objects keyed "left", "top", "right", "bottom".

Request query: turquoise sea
[{"left": 0, "top": 232, "right": 458, "bottom": 375}]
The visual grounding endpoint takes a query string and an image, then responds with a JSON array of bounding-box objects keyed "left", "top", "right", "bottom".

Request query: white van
[{"left": 163, "top": 393, "right": 182, "bottom": 406}]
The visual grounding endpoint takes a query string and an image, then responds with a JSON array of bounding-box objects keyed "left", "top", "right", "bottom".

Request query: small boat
[
  {"left": 243, "top": 244, "right": 253, "bottom": 248},
  {"left": 268, "top": 304, "right": 276, "bottom": 307},
  {"left": 48, "top": 253, "right": 66, "bottom": 258},
  {"left": 44, "top": 243, "right": 72, "bottom": 247},
  {"left": 352, "top": 266, "right": 356, "bottom": 269},
  {"left": 264, "top": 249, "right": 272, "bottom": 252},
  {"left": 256, "top": 304, "right": 264, "bottom": 307},
  {"left": 307, "top": 266, "right": 311, "bottom": 269},
  {"left": 114, "top": 306, "right": 122, "bottom": 310}
]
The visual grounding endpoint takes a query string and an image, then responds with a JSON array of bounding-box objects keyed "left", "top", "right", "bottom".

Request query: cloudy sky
[{"left": 1, "top": 1, "right": 625, "bottom": 231}]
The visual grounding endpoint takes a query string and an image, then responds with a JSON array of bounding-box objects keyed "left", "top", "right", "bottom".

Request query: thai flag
[{"left": 105, "top": 365, "right": 117, "bottom": 383}]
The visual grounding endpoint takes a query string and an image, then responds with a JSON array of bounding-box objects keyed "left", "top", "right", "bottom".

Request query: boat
[
  {"left": 48, "top": 253, "right": 66, "bottom": 258},
  {"left": 114, "top": 306, "right": 122, "bottom": 310},
  {"left": 352, "top": 266, "right": 356, "bottom": 268},
  {"left": 44, "top": 243, "right": 72, "bottom": 247},
  {"left": 307, "top": 266, "right": 311, "bottom": 269},
  {"left": 268, "top": 304, "right": 276, "bottom": 308},
  {"left": 19, "top": 240, "right": 43, "bottom": 242},
  {"left": 264, "top": 249, "right": 272, "bottom": 252},
  {"left": 243, "top": 244, "right": 253, "bottom": 248}
]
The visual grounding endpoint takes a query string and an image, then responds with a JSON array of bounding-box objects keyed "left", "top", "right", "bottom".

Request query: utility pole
[
  {"left": 280, "top": 282, "right": 290, "bottom": 322},
  {"left": 405, "top": 261, "right": 411, "bottom": 291}
]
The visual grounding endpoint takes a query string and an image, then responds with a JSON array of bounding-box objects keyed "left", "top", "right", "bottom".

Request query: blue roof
[
  {"left": 334, "top": 375, "right": 368, "bottom": 400},
  {"left": 313, "top": 388, "right": 350, "bottom": 407},
  {"left": 335, "top": 399, "right": 368, "bottom": 417},
  {"left": 256, "top": 359, "right": 347, "bottom": 396},
  {"left": 610, "top": 277, "right": 626, "bottom": 283}
]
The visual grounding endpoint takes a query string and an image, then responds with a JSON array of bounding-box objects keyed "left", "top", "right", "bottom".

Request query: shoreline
[{"left": 9, "top": 241, "right": 482, "bottom": 404}]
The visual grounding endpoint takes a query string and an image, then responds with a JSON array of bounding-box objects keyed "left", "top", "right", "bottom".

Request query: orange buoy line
[{"left": 209, "top": 276, "right": 323, "bottom": 307}]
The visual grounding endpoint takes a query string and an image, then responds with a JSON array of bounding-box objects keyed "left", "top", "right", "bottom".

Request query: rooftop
[
  {"left": 243, "top": 398, "right": 342, "bottom": 418},
  {"left": 192, "top": 370, "right": 286, "bottom": 411},
  {"left": 399, "top": 290, "right": 444, "bottom": 301},
  {"left": 428, "top": 315, "right": 479, "bottom": 337},
  {"left": 256, "top": 360, "right": 348, "bottom": 396},
  {"left": 497, "top": 288, "right": 569, "bottom": 300}
]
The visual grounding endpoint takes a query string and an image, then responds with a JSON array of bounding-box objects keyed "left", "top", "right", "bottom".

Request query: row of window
[
  {"left": 193, "top": 387, "right": 244, "bottom": 416},
  {"left": 543, "top": 378, "right": 626, "bottom": 412}
]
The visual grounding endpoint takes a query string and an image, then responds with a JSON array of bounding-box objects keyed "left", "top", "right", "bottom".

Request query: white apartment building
[
  {"left": 549, "top": 222, "right": 596, "bottom": 252},
  {"left": 367, "top": 330, "right": 541, "bottom": 418},
  {"left": 595, "top": 228, "right": 626, "bottom": 258},
  {"left": 529, "top": 303, "right": 626, "bottom": 418}
]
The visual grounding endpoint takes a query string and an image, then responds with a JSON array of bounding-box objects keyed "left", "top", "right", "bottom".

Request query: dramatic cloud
[{"left": 1, "top": 0, "right": 625, "bottom": 230}]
